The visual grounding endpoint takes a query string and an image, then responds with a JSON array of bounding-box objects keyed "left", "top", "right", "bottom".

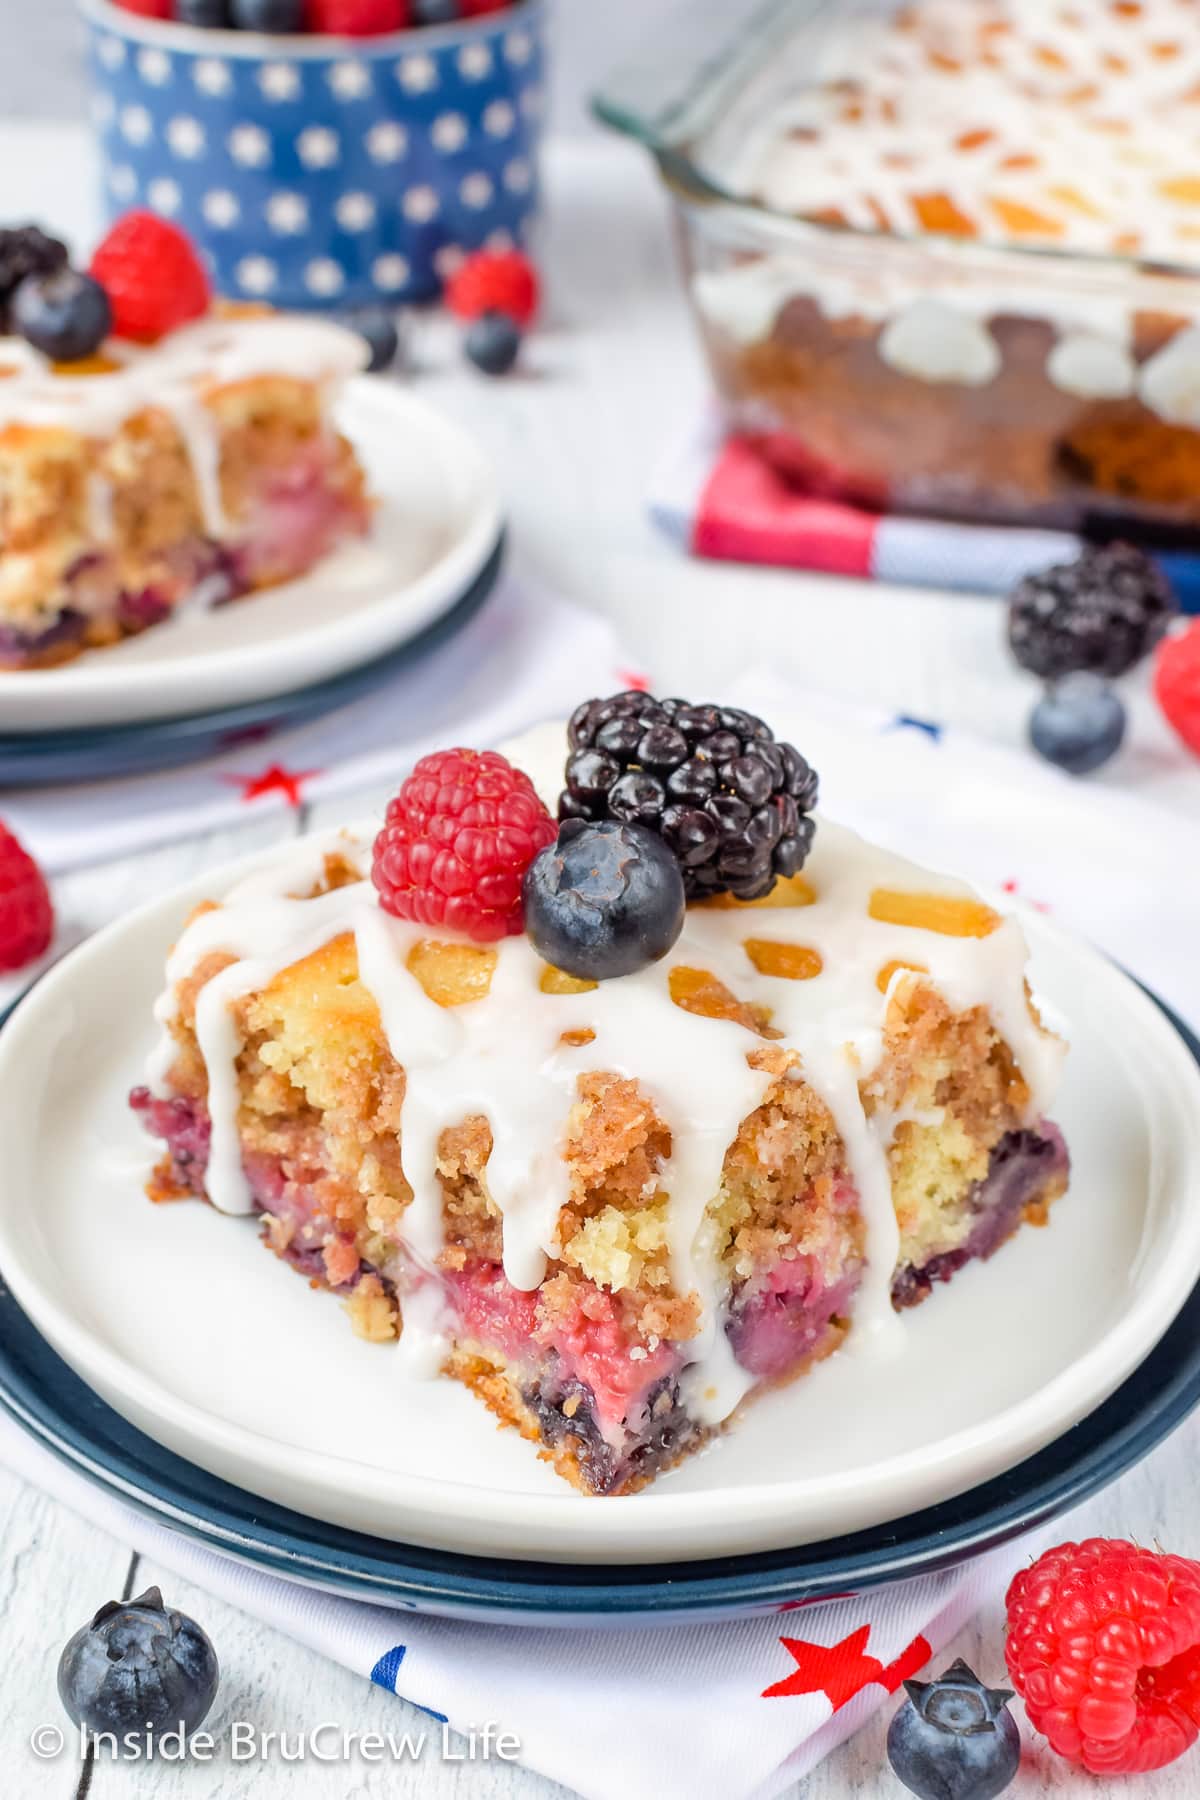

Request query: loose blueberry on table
[
  {"left": 344, "top": 305, "right": 403, "bottom": 373},
  {"left": 1007, "top": 542, "right": 1178, "bottom": 775},
  {"left": 887, "top": 1659, "right": 1020, "bottom": 1800},
  {"left": 464, "top": 309, "right": 523, "bottom": 377},
  {"left": 1029, "top": 673, "right": 1127, "bottom": 775},
  {"left": 58, "top": 1588, "right": 219, "bottom": 1742}
]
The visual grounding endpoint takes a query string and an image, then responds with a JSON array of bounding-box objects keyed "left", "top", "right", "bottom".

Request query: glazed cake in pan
[
  {"left": 692, "top": 0, "right": 1200, "bottom": 528},
  {"left": 132, "top": 722, "right": 1069, "bottom": 1497},
  {"left": 0, "top": 313, "right": 370, "bottom": 669}
]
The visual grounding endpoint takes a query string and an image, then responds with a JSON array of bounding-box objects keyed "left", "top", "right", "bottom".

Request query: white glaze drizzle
[
  {"left": 0, "top": 314, "right": 368, "bottom": 540},
  {"left": 726, "top": 0, "right": 1200, "bottom": 266},
  {"left": 694, "top": 0, "right": 1200, "bottom": 408},
  {"left": 146, "top": 726, "right": 1066, "bottom": 1419}
]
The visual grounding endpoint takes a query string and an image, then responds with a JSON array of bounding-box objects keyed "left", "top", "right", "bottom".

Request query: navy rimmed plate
[
  {"left": 1, "top": 992, "right": 1197, "bottom": 1626},
  {"left": 0, "top": 533, "right": 503, "bottom": 788}
]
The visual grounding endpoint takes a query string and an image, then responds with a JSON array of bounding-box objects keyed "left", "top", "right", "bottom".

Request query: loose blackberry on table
[
  {"left": 1008, "top": 542, "right": 1177, "bottom": 682},
  {"left": 560, "top": 691, "right": 819, "bottom": 902}
]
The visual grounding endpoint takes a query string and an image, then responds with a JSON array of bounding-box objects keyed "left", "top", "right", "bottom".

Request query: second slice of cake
[{"left": 132, "top": 700, "right": 1069, "bottom": 1496}]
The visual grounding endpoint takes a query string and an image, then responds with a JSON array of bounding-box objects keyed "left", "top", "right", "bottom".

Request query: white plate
[
  {"left": 1, "top": 843, "right": 1198, "bottom": 1565},
  {"left": 0, "top": 380, "right": 502, "bottom": 733}
]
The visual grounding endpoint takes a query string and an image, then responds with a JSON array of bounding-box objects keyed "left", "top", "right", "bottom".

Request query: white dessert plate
[
  {"left": 0, "top": 380, "right": 502, "bottom": 734},
  {"left": 0, "top": 842, "right": 1198, "bottom": 1565}
]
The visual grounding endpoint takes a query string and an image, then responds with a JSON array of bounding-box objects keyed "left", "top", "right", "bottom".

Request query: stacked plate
[{"left": 0, "top": 380, "right": 505, "bottom": 784}]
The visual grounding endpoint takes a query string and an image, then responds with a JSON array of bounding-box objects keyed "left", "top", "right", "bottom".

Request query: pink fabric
[{"left": 693, "top": 437, "right": 877, "bottom": 576}]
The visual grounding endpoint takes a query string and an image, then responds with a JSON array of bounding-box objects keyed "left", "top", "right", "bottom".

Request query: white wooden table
[{"left": 1, "top": 125, "right": 1198, "bottom": 1800}]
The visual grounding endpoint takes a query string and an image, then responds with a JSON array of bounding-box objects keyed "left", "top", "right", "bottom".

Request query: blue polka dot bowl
[{"left": 79, "top": 0, "right": 545, "bottom": 309}]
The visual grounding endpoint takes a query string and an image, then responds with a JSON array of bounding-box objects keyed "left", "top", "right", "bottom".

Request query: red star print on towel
[
  {"left": 222, "top": 762, "right": 321, "bottom": 808},
  {"left": 762, "top": 1625, "right": 931, "bottom": 1710},
  {"left": 1000, "top": 877, "right": 1051, "bottom": 914}
]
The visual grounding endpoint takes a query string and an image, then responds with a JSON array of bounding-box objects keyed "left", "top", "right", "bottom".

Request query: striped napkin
[{"left": 652, "top": 416, "right": 1200, "bottom": 610}]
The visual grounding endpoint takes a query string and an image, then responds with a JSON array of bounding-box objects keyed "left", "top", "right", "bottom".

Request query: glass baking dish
[{"left": 595, "top": 0, "right": 1200, "bottom": 535}]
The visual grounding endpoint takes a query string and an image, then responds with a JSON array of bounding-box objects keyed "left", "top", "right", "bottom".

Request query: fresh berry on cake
[
  {"left": 0, "top": 214, "right": 371, "bottom": 670},
  {"left": 131, "top": 698, "right": 1069, "bottom": 1496}
]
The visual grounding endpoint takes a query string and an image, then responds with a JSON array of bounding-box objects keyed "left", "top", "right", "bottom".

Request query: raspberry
[
  {"left": 445, "top": 250, "right": 540, "bottom": 328},
  {"left": 113, "top": 0, "right": 173, "bottom": 14},
  {"left": 1005, "top": 1538, "right": 1200, "bottom": 1776},
  {"left": 90, "top": 213, "right": 211, "bottom": 343},
  {"left": 1155, "top": 620, "right": 1200, "bottom": 757},
  {"left": 372, "top": 749, "right": 556, "bottom": 941},
  {"left": 0, "top": 822, "right": 54, "bottom": 973},
  {"left": 306, "top": 0, "right": 409, "bottom": 31},
  {"left": 1008, "top": 543, "right": 1177, "bottom": 682},
  {"left": 459, "top": 0, "right": 512, "bottom": 13}
]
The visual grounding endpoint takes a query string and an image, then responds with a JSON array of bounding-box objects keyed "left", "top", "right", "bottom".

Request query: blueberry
[
  {"left": 344, "top": 306, "right": 403, "bottom": 373},
  {"left": 11, "top": 268, "right": 111, "bottom": 363},
  {"left": 58, "top": 1587, "right": 219, "bottom": 1743},
  {"left": 887, "top": 1660, "right": 1020, "bottom": 1800},
  {"left": 523, "top": 820, "right": 685, "bottom": 981},
  {"left": 1029, "top": 673, "right": 1126, "bottom": 775},
  {"left": 414, "top": 0, "right": 460, "bottom": 20},
  {"left": 464, "top": 309, "right": 521, "bottom": 377},
  {"left": 175, "top": 0, "right": 232, "bottom": 23},
  {"left": 230, "top": 0, "right": 305, "bottom": 27}
]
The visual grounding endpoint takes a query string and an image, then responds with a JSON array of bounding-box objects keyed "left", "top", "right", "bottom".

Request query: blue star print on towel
[
  {"left": 370, "top": 1645, "right": 448, "bottom": 1723},
  {"left": 886, "top": 715, "right": 944, "bottom": 743}
]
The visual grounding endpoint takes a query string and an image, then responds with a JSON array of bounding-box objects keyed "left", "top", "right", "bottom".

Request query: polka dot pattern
[{"left": 83, "top": 4, "right": 545, "bottom": 309}]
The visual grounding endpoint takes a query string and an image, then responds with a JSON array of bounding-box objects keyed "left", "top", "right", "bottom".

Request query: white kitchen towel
[
  {"left": 0, "top": 1406, "right": 1026, "bottom": 1800},
  {"left": 0, "top": 581, "right": 627, "bottom": 877}
]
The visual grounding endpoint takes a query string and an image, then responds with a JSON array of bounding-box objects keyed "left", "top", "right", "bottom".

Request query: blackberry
[
  {"left": 561, "top": 691, "right": 818, "bottom": 902},
  {"left": 0, "top": 225, "right": 68, "bottom": 331},
  {"left": 1008, "top": 542, "right": 1176, "bottom": 682}
]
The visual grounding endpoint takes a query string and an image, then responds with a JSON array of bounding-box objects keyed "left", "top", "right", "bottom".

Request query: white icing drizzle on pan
[
  {"left": 727, "top": 0, "right": 1200, "bottom": 265},
  {"left": 146, "top": 725, "right": 1065, "bottom": 1423},
  {"left": 0, "top": 315, "right": 368, "bottom": 539},
  {"left": 694, "top": 0, "right": 1200, "bottom": 405}
]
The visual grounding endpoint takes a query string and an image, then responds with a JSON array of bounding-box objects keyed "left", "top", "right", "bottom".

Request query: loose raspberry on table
[
  {"left": 90, "top": 213, "right": 211, "bottom": 343},
  {"left": 445, "top": 250, "right": 540, "bottom": 329},
  {"left": 372, "top": 748, "right": 557, "bottom": 941},
  {"left": 1155, "top": 620, "right": 1200, "bottom": 757},
  {"left": 0, "top": 823, "right": 54, "bottom": 974},
  {"left": 1005, "top": 1537, "right": 1200, "bottom": 1776},
  {"left": 306, "top": 0, "right": 410, "bottom": 32}
]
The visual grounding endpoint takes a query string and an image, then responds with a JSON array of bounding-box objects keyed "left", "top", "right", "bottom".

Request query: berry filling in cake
[{"left": 131, "top": 700, "right": 1070, "bottom": 1496}]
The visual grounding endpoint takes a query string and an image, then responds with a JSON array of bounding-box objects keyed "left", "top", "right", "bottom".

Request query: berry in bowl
[{"left": 80, "top": 0, "right": 545, "bottom": 310}]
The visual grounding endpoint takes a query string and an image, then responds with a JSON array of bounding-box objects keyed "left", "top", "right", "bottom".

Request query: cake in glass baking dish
[
  {"left": 599, "top": 0, "right": 1200, "bottom": 531},
  {"left": 0, "top": 214, "right": 370, "bottom": 671},
  {"left": 131, "top": 697, "right": 1069, "bottom": 1496}
]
